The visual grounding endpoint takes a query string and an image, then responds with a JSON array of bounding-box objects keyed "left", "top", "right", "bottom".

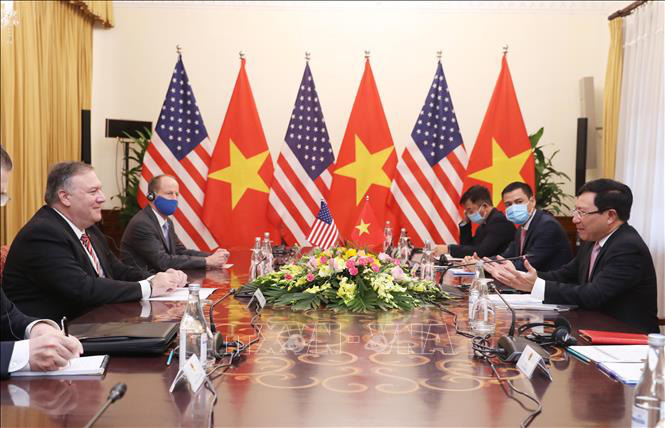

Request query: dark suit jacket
[
  {"left": 3, "top": 206, "right": 148, "bottom": 321},
  {"left": 448, "top": 208, "right": 515, "bottom": 258},
  {"left": 501, "top": 209, "right": 572, "bottom": 271},
  {"left": 120, "top": 206, "right": 210, "bottom": 274},
  {"left": 1, "top": 289, "right": 36, "bottom": 379},
  {"left": 540, "top": 223, "right": 658, "bottom": 333}
]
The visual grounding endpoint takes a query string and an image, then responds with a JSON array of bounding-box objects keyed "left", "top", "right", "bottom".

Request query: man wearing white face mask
[
  {"left": 120, "top": 175, "right": 229, "bottom": 273},
  {"left": 434, "top": 185, "right": 514, "bottom": 258},
  {"left": 499, "top": 182, "right": 572, "bottom": 271}
]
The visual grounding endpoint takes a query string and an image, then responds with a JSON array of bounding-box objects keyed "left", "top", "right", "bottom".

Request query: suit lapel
[
  {"left": 146, "top": 207, "right": 171, "bottom": 253},
  {"left": 587, "top": 225, "right": 623, "bottom": 281},
  {"left": 87, "top": 228, "right": 111, "bottom": 277},
  {"left": 521, "top": 210, "right": 541, "bottom": 253},
  {"left": 45, "top": 207, "right": 99, "bottom": 275}
]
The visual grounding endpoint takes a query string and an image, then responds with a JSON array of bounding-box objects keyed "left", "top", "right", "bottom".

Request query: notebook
[
  {"left": 578, "top": 329, "right": 648, "bottom": 345},
  {"left": 11, "top": 355, "right": 109, "bottom": 377}
]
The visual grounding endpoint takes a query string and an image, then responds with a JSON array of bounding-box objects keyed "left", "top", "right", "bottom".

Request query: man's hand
[
  {"left": 205, "top": 248, "right": 230, "bottom": 269},
  {"left": 462, "top": 253, "right": 479, "bottom": 272},
  {"left": 28, "top": 327, "right": 83, "bottom": 372},
  {"left": 487, "top": 256, "right": 538, "bottom": 292},
  {"left": 433, "top": 244, "right": 448, "bottom": 257},
  {"left": 165, "top": 268, "right": 188, "bottom": 287},
  {"left": 150, "top": 271, "right": 179, "bottom": 297}
]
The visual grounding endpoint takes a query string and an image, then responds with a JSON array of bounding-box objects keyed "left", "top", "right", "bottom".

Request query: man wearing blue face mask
[
  {"left": 434, "top": 185, "right": 514, "bottom": 258},
  {"left": 120, "top": 175, "right": 229, "bottom": 273},
  {"left": 499, "top": 182, "right": 572, "bottom": 271}
]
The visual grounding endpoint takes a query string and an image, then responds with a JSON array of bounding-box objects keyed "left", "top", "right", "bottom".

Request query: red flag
[
  {"left": 349, "top": 197, "right": 383, "bottom": 250},
  {"left": 328, "top": 58, "right": 398, "bottom": 240},
  {"left": 463, "top": 53, "right": 535, "bottom": 209},
  {"left": 202, "top": 58, "right": 278, "bottom": 250}
]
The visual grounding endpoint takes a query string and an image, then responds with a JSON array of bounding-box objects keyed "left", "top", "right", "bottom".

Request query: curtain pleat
[{"left": 601, "top": 19, "right": 624, "bottom": 179}]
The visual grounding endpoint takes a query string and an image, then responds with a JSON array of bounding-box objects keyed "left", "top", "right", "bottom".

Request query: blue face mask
[
  {"left": 506, "top": 203, "right": 529, "bottom": 225},
  {"left": 154, "top": 196, "right": 178, "bottom": 216},
  {"left": 468, "top": 210, "right": 484, "bottom": 224}
]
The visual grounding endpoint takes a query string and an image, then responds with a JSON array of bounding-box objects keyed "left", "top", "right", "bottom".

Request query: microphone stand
[
  {"left": 436, "top": 254, "right": 531, "bottom": 287},
  {"left": 83, "top": 383, "right": 127, "bottom": 428},
  {"left": 490, "top": 283, "right": 549, "bottom": 363}
]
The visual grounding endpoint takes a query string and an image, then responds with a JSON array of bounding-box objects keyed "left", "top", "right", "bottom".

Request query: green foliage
[
  {"left": 529, "top": 127, "right": 572, "bottom": 215},
  {"left": 113, "top": 129, "right": 151, "bottom": 227}
]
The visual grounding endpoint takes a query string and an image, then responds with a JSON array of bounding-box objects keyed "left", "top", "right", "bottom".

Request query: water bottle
[
  {"left": 179, "top": 284, "right": 211, "bottom": 370},
  {"left": 261, "top": 232, "right": 274, "bottom": 274},
  {"left": 397, "top": 228, "right": 411, "bottom": 266},
  {"left": 383, "top": 221, "right": 393, "bottom": 253},
  {"left": 632, "top": 333, "right": 665, "bottom": 427},
  {"left": 468, "top": 261, "right": 485, "bottom": 316},
  {"left": 469, "top": 278, "right": 496, "bottom": 335},
  {"left": 249, "top": 237, "right": 262, "bottom": 280},
  {"left": 420, "top": 240, "right": 435, "bottom": 281}
]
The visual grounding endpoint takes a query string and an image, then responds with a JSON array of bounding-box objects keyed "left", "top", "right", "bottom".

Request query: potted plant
[{"left": 114, "top": 129, "right": 151, "bottom": 226}]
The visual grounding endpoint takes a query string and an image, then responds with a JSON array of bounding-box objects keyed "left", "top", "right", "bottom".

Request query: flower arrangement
[{"left": 238, "top": 246, "right": 451, "bottom": 312}]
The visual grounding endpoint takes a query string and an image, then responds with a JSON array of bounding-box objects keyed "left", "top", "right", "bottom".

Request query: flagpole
[
  {"left": 436, "top": 50, "right": 442, "bottom": 62},
  {"left": 502, "top": 44, "right": 508, "bottom": 56},
  {"left": 176, "top": 44, "right": 182, "bottom": 55},
  {"left": 305, "top": 51, "right": 310, "bottom": 62},
  {"left": 364, "top": 50, "right": 370, "bottom": 59},
  {"left": 239, "top": 50, "right": 245, "bottom": 60}
]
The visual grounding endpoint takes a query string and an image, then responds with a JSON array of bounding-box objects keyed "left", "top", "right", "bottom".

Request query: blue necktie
[{"left": 162, "top": 223, "right": 171, "bottom": 252}]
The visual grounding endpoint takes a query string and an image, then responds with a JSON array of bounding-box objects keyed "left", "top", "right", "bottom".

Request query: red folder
[{"left": 578, "top": 329, "right": 648, "bottom": 345}]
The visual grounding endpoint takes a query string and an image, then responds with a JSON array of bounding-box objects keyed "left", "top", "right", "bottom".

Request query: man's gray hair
[
  {"left": 44, "top": 162, "right": 95, "bottom": 206},
  {"left": 0, "top": 146, "right": 12, "bottom": 171}
]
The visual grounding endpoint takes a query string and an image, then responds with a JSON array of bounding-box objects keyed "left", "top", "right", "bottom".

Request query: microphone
[
  {"left": 83, "top": 383, "right": 127, "bottom": 428},
  {"left": 208, "top": 289, "right": 236, "bottom": 358},
  {"left": 490, "top": 282, "right": 550, "bottom": 363}
]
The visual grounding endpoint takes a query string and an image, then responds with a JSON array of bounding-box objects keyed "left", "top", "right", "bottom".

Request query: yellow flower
[
  {"left": 344, "top": 248, "right": 357, "bottom": 259},
  {"left": 336, "top": 277, "right": 357, "bottom": 305}
]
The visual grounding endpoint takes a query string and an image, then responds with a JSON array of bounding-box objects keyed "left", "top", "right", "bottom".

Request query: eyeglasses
[{"left": 571, "top": 209, "right": 604, "bottom": 218}]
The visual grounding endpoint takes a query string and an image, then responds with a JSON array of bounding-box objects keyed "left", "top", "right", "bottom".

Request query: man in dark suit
[
  {"left": 499, "top": 182, "right": 572, "bottom": 271},
  {"left": 120, "top": 175, "right": 229, "bottom": 273},
  {"left": 434, "top": 185, "right": 515, "bottom": 258},
  {"left": 487, "top": 179, "right": 658, "bottom": 333},
  {"left": 1, "top": 147, "right": 82, "bottom": 379},
  {"left": 3, "top": 162, "right": 186, "bottom": 321}
]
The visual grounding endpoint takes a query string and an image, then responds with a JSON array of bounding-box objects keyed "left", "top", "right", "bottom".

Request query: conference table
[{"left": 1, "top": 251, "right": 641, "bottom": 427}]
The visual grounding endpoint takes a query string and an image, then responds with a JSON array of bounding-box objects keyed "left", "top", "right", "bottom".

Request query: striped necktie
[
  {"left": 162, "top": 222, "right": 171, "bottom": 252},
  {"left": 80, "top": 233, "right": 103, "bottom": 276}
]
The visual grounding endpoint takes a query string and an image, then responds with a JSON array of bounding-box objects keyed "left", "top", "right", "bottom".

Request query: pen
[
  {"left": 61, "top": 316, "right": 69, "bottom": 336},
  {"left": 566, "top": 347, "right": 590, "bottom": 364},
  {"left": 166, "top": 348, "right": 175, "bottom": 366}
]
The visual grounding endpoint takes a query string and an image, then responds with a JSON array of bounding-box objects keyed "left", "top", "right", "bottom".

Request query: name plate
[
  {"left": 169, "top": 354, "right": 206, "bottom": 393},
  {"left": 517, "top": 345, "right": 552, "bottom": 381}
]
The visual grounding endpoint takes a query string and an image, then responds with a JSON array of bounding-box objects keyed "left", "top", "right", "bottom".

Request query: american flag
[
  {"left": 389, "top": 60, "right": 468, "bottom": 246},
  {"left": 307, "top": 200, "right": 339, "bottom": 249},
  {"left": 268, "top": 62, "right": 335, "bottom": 246},
  {"left": 138, "top": 54, "right": 218, "bottom": 251}
]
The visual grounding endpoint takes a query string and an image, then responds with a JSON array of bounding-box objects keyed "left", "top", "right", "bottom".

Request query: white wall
[{"left": 92, "top": 1, "right": 618, "bottom": 209}]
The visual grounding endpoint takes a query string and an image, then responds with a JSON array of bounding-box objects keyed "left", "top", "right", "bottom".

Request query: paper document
[
  {"left": 223, "top": 264, "right": 233, "bottom": 269},
  {"left": 488, "top": 294, "right": 576, "bottom": 311},
  {"left": 450, "top": 268, "right": 475, "bottom": 276},
  {"left": 567, "top": 345, "right": 648, "bottom": 363},
  {"left": 149, "top": 287, "right": 217, "bottom": 301},
  {"left": 597, "top": 362, "right": 644, "bottom": 384},
  {"left": 12, "top": 355, "right": 108, "bottom": 377}
]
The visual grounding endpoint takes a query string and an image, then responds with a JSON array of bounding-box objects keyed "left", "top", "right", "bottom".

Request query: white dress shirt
[
  {"left": 531, "top": 228, "right": 618, "bottom": 301},
  {"left": 51, "top": 207, "right": 152, "bottom": 299},
  {"left": 8, "top": 319, "right": 61, "bottom": 374}
]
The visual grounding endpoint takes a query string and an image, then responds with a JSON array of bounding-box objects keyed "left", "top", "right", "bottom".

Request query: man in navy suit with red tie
[
  {"left": 488, "top": 179, "right": 658, "bottom": 333},
  {"left": 3, "top": 162, "right": 187, "bottom": 322}
]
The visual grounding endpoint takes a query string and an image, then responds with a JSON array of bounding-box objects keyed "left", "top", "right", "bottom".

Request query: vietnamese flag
[
  {"left": 328, "top": 57, "right": 398, "bottom": 240},
  {"left": 202, "top": 58, "right": 278, "bottom": 250},
  {"left": 349, "top": 197, "right": 384, "bottom": 250},
  {"left": 463, "top": 53, "right": 535, "bottom": 209}
]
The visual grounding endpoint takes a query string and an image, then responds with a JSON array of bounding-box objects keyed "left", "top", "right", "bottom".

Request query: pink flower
[
  {"left": 285, "top": 274, "right": 293, "bottom": 281},
  {"left": 306, "top": 273, "right": 315, "bottom": 282},
  {"left": 346, "top": 260, "right": 356, "bottom": 269},
  {"left": 394, "top": 259, "right": 401, "bottom": 266},
  {"left": 391, "top": 266, "right": 405, "bottom": 281},
  {"left": 349, "top": 267, "right": 359, "bottom": 276},
  {"left": 378, "top": 252, "right": 392, "bottom": 263},
  {"left": 320, "top": 255, "right": 328, "bottom": 264},
  {"left": 371, "top": 264, "right": 380, "bottom": 272},
  {"left": 358, "top": 257, "right": 369, "bottom": 266},
  {"left": 308, "top": 257, "right": 319, "bottom": 268}
]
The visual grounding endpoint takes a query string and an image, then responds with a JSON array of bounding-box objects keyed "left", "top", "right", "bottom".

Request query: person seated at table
[
  {"left": 120, "top": 174, "right": 229, "bottom": 273},
  {"left": 3, "top": 162, "right": 187, "bottom": 322},
  {"left": 434, "top": 185, "right": 515, "bottom": 258},
  {"left": 486, "top": 179, "right": 658, "bottom": 333},
  {"left": 0, "top": 146, "right": 83, "bottom": 379},
  {"left": 498, "top": 181, "right": 572, "bottom": 271}
]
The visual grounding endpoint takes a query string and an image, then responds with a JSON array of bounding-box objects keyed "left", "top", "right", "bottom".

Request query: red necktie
[
  {"left": 587, "top": 242, "right": 601, "bottom": 281},
  {"left": 80, "top": 233, "right": 103, "bottom": 276},
  {"left": 519, "top": 228, "right": 527, "bottom": 255}
]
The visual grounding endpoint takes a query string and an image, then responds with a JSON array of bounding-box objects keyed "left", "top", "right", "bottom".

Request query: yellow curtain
[
  {"left": 602, "top": 18, "right": 624, "bottom": 179},
  {"left": 0, "top": 1, "right": 105, "bottom": 245},
  {"left": 69, "top": 0, "right": 114, "bottom": 27}
]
